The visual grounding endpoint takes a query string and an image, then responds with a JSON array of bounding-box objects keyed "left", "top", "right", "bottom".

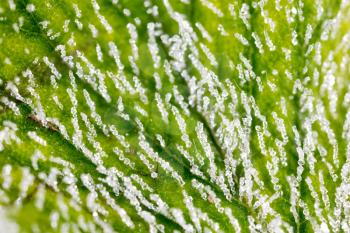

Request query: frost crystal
[{"left": 0, "top": 0, "right": 349, "bottom": 232}]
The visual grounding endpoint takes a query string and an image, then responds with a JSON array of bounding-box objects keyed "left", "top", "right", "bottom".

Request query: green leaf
[{"left": 0, "top": 0, "right": 349, "bottom": 232}]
